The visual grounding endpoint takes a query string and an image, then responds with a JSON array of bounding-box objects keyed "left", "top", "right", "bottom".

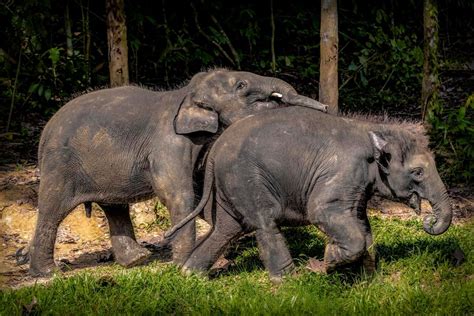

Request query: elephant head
[
  {"left": 174, "top": 69, "right": 327, "bottom": 134},
  {"left": 369, "top": 130, "right": 452, "bottom": 235}
]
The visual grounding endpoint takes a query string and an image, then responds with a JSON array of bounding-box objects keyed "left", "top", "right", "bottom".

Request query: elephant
[
  {"left": 165, "top": 106, "right": 452, "bottom": 282},
  {"left": 25, "top": 69, "right": 328, "bottom": 276}
]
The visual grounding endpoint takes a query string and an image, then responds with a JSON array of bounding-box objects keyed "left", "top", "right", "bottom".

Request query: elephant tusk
[{"left": 271, "top": 92, "right": 283, "bottom": 99}]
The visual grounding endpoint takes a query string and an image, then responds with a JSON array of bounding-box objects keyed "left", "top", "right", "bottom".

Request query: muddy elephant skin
[
  {"left": 27, "top": 69, "right": 327, "bottom": 276},
  {"left": 166, "top": 107, "right": 452, "bottom": 282}
]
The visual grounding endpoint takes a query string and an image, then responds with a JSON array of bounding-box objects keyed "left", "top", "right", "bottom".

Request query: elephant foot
[
  {"left": 362, "top": 250, "right": 377, "bottom": 275},
  {"left": 269, "top": 275, "right": 284, "bottom": 285},
  {"left": 268, "top": 261, "right": 295, "bottom": 284},
  {"left": 181, "top": 265, "right": 193, "bottom": 277},
  {"left": 29, "top": 260, "right": 59, "bottom": 277},
  {"left": 306, "top": 257, "right": 327, "bottom": 273},
  {"left": 268, "top": 269, "right": 293, "bottom": 285},
  {"left": 181, "top": 265, "right": 208, "bottom": 278},
  {"left": 112, "top": 236, "right": 151, "bottom": 268},
  {"left": 325, "top": 253, "right": 376, "bottom": 275},
  {"left": 172, "top": 252, "right": 190, "bottom": 267},
  {"left": 171, "top": 237, "right": 196, "bottom": 267},
  {"left": 324, "top": 243, "right": 366, "bottom": 274}
]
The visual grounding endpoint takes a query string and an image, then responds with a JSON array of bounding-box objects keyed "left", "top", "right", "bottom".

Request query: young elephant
[
  {"left": 25, "top": 69, "right": 327, "bottom": 276},
  {"left": 166, "top": 107, "right": 452, "bottom": 282}
]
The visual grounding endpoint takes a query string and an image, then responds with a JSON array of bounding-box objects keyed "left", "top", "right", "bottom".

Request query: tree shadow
[
  {"left": 60, "top": 249, "right": 115, "bottom": 271},
  {"left": 210, "top": 227, "right": 464, "bottom": 279},
  {"left": 212, "top": 227, "right": 326, "bottom": 277},
  {"left": 61, "top": 240, "right": 173, "bottom": 273},
  {"left": 375, "top": 236, "right": 464, "bottom": 266}
]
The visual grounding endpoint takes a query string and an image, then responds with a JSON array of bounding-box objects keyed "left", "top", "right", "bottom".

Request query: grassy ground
[{"left": 1, "top": 217, "right": 472, "bottom": 315}]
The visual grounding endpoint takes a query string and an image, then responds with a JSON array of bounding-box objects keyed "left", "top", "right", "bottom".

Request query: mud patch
[
  {"left": 0, "top": 165, "right": 169, "bottom": 289},
  {"left": 368, "top": 190, "right": 473, "bottom": 223}
]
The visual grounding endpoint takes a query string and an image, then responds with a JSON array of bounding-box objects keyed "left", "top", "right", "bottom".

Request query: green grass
[{"left": 1, "top": 217, "right": 473, "bottom": 315}]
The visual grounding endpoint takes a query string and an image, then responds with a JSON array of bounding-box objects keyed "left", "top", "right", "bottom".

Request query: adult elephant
[{"left": 26, "top": 69, "right": 327, "bottom": 276}]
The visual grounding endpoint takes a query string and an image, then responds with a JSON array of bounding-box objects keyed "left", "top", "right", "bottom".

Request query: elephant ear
[
  {"left": 174, "top": 94, "right": 219, "bottom": 135},
  {"left": 369, "top": 131, "right": 390, "bottom": 174}
]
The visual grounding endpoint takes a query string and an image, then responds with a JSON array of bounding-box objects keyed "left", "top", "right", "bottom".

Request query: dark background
[{"left": 0, "top": 0, "right": 473, "bottom": 185}]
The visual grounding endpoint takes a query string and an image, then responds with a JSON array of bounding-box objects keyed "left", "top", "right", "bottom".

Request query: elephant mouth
[
  {"left": 408, "top": 192, "right": 422, "bottom": 215},
  {"left": 253, "top": 100, "right": 281, "bottom": 110},
  {"left": 252, "top": 93, "right": 284, "bottom": 110},
  {"left": 246, "top": 92, "right": 283, "bottom": 110}
]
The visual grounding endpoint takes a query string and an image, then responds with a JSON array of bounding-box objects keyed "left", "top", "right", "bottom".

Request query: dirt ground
[{"left": 0, "top": 165, "right": 472, "bottom": 289}]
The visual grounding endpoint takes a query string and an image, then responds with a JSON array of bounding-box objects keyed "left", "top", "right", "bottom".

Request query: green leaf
[
  {"left": 44, "top": 88, "right": 51, "bottom": 101},
  {"left": 348, "top": 62, "right": 357, "bottom": 71},
  {"left": 38, "top": 85, "right": 44, "bottom": 97},
  {"left": 28, "top": 83, "right": 40, "bottom": 94},
  {"left": 49, "top": 47, "right": 62, "bottom": 66},
  {"left": 145, "top": 16, "right": 157, "bottom": 24},
  {"left": 376, "top": 10, "right": 383, "bottom": 23},
  {"left": 360, "top": 72, "right": 368, "bottom": 87}
]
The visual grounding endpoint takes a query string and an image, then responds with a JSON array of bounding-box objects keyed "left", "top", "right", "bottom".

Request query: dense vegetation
[
  {"left": 1, "top": 1, "right": 473, "bottom": 175},
  {"left": 1, "top": 217, "right": 472, "bottom": 315}
]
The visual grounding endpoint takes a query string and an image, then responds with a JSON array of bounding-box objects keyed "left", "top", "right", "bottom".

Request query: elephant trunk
[
  {"left": 423, "top": 174, "right": 452, "bottom": 235},
  {"left": 281, "top": 93, "right": 328, "bottom": 113},
  {"left": 266, "top": 78, "right": 328, "bottom": 113}
]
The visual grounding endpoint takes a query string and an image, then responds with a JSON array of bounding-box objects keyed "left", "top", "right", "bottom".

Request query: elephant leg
[
  {"left": 255, "top": 225, "right": 294, "bottom": 283},
  {"left": 315, "top": 212, "right": 368, "bottom": 273},
  {"left": 167, "top": 194, "right": 196, "bottom": 266},
  {"left": 29, "top": 180, "right": 77, "bottom": 276},
  {"left": 182, "top": 204, "right": 243, "bottom": 274},
  {"left": 243, "top": 188, "right": 293, "bottom": 281},
  {"left": 149, "top": 164, "right": 197, "bottom": 266},
  {"left": 99, "top": 203, "right": 151, "bottom": 267},
  {"left": 361, "top": 216, "right": 377, "bottom": 274}
]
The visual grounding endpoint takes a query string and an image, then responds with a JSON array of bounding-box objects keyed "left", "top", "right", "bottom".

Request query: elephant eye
[
  {"left": 235, "top": 80, "right": 247, "bottom": 91},
  {"left": 411, "top": 167, "right": 424, "bottom": 181}
]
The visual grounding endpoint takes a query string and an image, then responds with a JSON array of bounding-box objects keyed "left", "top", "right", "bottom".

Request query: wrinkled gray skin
[
  {"left": 166, "top": 107, "right": 452, "bottom": 282},
  {"left": 26, "top": 69, "right": 327, "bottom": 276}
]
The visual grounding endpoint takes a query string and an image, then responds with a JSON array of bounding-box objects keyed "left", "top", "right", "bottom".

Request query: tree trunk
[
  {"left": 106, "top": 0, "right": 129, "bottom": 87},
  {"left": 65, "top": 1, "right": 73, "bottom": 58},
  {"left": 81, "top": 0, "right": 91, "bottom": 84},
  {"left": 270, "top": 0, "right": 277, "bottom": 74},
  {"left": 319, "top": 0, "right": 338, "bottom": 115},
  {"left": 421, "top": 0, "right": 440, "bottom": 122}
]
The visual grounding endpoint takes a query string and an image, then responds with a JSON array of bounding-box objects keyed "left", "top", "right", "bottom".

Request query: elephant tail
[
  {"left": 164, "top": 158, "right": 215, "bottom": 241},
  {"left": 84, "top": 202, "right": 92, "bottom": 218}
]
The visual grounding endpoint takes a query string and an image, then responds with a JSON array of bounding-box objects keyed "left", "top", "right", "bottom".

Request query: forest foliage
[{"left": 0, "top": 0, "right": 473, "bottom": 185}]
